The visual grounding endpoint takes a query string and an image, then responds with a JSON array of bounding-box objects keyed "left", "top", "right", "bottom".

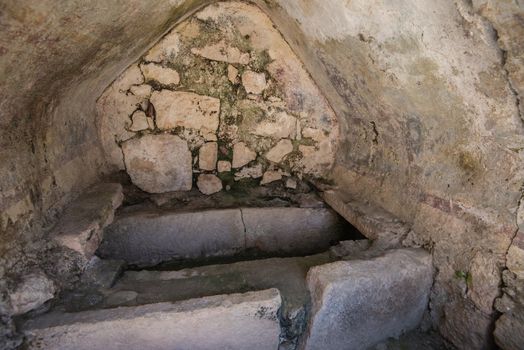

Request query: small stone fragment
[
  {"left": 140, "top": 63, "right": 180, "bottom": 86},
  {"left": 199, "top": 142, "right": 218, "bottom": 171},
  {"left": 228, "top": 65, "right": 239, "bottom": 84},
  {"left": 197, "top": 174, "right": 223, "bottom": 195},
  {"left": 9, "top": 272, "right": 56, "bottom": 315},
  {"left": 286, "top": 178, "right": 297, "bottom": 189},
  {"left": 266, "top": 139, "right": 293, "bottom": 163},
  {"left": 232, "top": 142, "right": 257, "bottom": 168},
  {"left": 129, "top": 111, "right": 150, "bottom": 132},
  {"left": 242, "top": 70, "right": 266, "bottom": 94},
  {"left": 218, "top": 160, "right": 232, "bottom": 173},
  {"left": 261, "top": 171, "right": 282, "bottom": 185},
  {"left": 234, "top": 163, "right": 263, "bottom": 180}
]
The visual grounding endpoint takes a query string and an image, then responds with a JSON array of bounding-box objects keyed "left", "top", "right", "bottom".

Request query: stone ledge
[
  {"left": 23, "top": 289, "right": 282, "bottom": 350},
  {"left": 52, "top": 183, "right": 123, "bottom": 265}
]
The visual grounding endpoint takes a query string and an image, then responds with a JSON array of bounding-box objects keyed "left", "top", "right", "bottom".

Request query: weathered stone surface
[
  {"left": 122, "top": 134, "right": 192, "bottom": 193},
  {"left": 234, "top": 163, "right": 263, "bottom": 180},
  {"left": 260, "top": 171, "right": 282, "bottom": 185},
  {"left": 23, "top": 289, "right": 282, "bottom": 350},
  {"left": 232, "top": 142, "right": 257, "bottom": 168},
  {"left": 144, "top": 31, "right": 181, "bottom": 63},
  {"left": 128, "top": 111, "right": 150, "bottom": 132},
  {"left": 252, "top": 112, "right": 296, "bottom": 139},
  {"left": 217, "top": 160, "right": 232, "bottom": 173},
  {"left": 99, "top": 207, "right": 348, "bottom": 265},
  {"left": 494, "top": 312, "right": 524, "bottom": 350},
  {"left": 53, "top": 183, "right": 124, "bottom": 262},
  {"left": 191, "top": 40, "right": 250, "bottom": 65},
  {"left": 9, "top": 273, "right": 56, "bottom": 316},
  {"left": 227, "top": 64, "right": 239, "bottom": 84},
  {"left": 197, "top": 174, "right": 222, "bottom": 195},
  {"left": 303, "top": 249, "right": 433, "bottom": 350},
  {"left": 199, "top": 142, "right": 217, "bottom": 171},
  {"left": 286, "top": 178, "right": 297, "bottom": 189},
  {"left": 151, "top": 90, "right": 220, "bottom": 133},
  {"left": 507, "top": 231, "right": 524, "bottom": 279},
  {"left": 140, "top": 63, "right": 180, "bottom": 86},
  {"left": 98, "top": 209, "right": 245, "bottom": 266},
  {"left": 80, "top": 257, "right": 126, "bottom": 289},
  {"left": 242, "top": 70, "right": 266, "bottom": 94},
  {"left": 265, "top": 139, "right": 293, "bottom": 163},
  {"left": 242, "top": 207, "right": 348, "bottom": 255}
]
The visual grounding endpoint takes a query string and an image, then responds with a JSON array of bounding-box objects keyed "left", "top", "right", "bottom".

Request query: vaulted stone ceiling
[{"left": 1, "top": 1, "right": 523, "bottom": 349}]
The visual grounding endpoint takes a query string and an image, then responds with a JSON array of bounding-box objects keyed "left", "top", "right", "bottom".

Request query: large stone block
[
  {"left": 121, "top": 134, "right": 192, "bottom": 193},
  {"left": 23, "top": 289, "right": 282, "bottom": 350},
  {"left": 242, "top": 207, "right": 347, "bottom": 255},
  {"left": 151, "top": 90, "right": 220, "bottom": 135},
  {"left": 53, "top": 183, "right": 124, "bottom": 262},
  {"left": 98, "top": 209, "right": 245, "bottom": 266},
  {"left": 302, "top": 248, "right": 433, "bottom": 350}
]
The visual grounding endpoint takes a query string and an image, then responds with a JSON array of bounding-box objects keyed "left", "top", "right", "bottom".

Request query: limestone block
[
  {"left": 260, "top": 171, "right": 282, "bottom": 185},
  {"left": 151, "top": 90, "right": 220, "bottom": 134},
  {"left": 199, "top": 142, "right": 218, "bottom": 171},
  {"left": 286, "top": 178, "right": 297, "bottom": 189},
  {"left": 53, "top": 183, "right": 124, "bottom": 262},
  {"left": 252, "top": 112, "right": 296, "bottom": 139},
  {"left": 265, "top": 139, "right": 293, "bottom": 163},
  {"left": 494, "top": 311, "right": 524, "bottom": 350},
  {"left": 232, "top": 142, "right": 257, "bottom": 168},
  {"left": 23, "top": 289, "right": 282, "bottom": 350},
  {"left": 197, "top": 174, "right": 223, "bottom": 195},
  {"left": 9, "top": 272, "right": 56, "bottom": 316},
  {"left": 242, "top": 207, "right": 347, "bottom": 255},
  {"left": 302, "top": 249, "right": 433, "bottom": 350},
  {"left": 129, "top": 84, "right": 152, "bottom": 99},
  {"left": 242, "top": 70, "right": 266, "bottom": 94},
  {"left": 191, "top": 40, "right": 250, "bottom": 65},
  {"left": 140, "top": 63, "right": 180, "bottom": 86},
  {"left": 217, "top": 160, "right": 232, "bottom": 173},
  {"left": 507, "top": 230, "right": 524, "bottom": 279},
  {"left": 122, "top": 134, "right": 192, "bottom": 193},
  {"left": 98, "top": 209, "right": 245, "bottom": 266}
]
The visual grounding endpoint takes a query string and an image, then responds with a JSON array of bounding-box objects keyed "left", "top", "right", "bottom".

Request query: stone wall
[{"left": 96, "top": 2, "right": 338, "bottom": 196}]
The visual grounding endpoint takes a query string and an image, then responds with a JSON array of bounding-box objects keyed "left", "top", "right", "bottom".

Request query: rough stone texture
[
  {"left": 232, "top": 142, "right": 257, "bottom": 168},
  {"left": 261, "top": 171, "right": 282, "bottom": 185},
  {"left": 234, "top": 163, "right": 263, "bottom": 180},
  {"left": 98, "top": 207, "right": 347, "bottom": 266},
  {"left": 128, "top": 111, "right": 151, "bottom": 132},
  {"left": 228, "top": 65, "right": 239, "bottom": 84},
  {"left": 23, "top": 289, "right": 282, "bottom": 350},
  {"left": 242, "top": 207, "right": 348, "bottom": 255},
  {"left": 140, "top": 63, "right": 180, "bottom": 86},
  {"left": 197, "top": 174, "right": 223, "bottom": 195},
  {"left": 199, "top": 142, "right": 218, "bottom": 171},
  {"left": 217, "top": 160, "right": 232, "bottom": 173},
  {"left": 8, "top": 273, "right": 56, "bottom": 316},
  {"left": 151, "top": 90, "right": 220, "bottom": 134},
  {"left": 52, "top": 183, "right": 124, "bottom": 262},
  {"left": 242, "top": 70, "right": 267, "bottom": 94},
  {"left": 265, "top": 139, "right": 293, "bottom": 163},
  {"left": 122, "top": 134, "right": 192, "bottom": 193},
  {"left": 80, "top": 257, "right": 126, "bottom": 289},
  {"left": 191, "top": 40, "right": 251, "bottom": 65},
  {"left": 98, "top": 209, "right": 246, "bottom": 266},
  {"left": 302, "top": 249, "right": 433, "bottom": 350}
]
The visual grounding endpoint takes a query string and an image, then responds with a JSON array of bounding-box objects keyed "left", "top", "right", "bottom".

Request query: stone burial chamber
[{"left": 1, "top": 0, "right": 524, "bottom": 350}]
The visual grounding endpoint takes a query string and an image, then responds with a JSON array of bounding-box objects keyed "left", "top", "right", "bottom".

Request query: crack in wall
[{"left": 239, "top": 208, "right": 248, "bottom": 250}]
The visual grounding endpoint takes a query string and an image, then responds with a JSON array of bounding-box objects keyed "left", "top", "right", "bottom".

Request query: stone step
[
  {"left": 97, "top": 207, "right": 351, "bottom": 266},
  {"left": 22, "top": 289, "right": 282, "bottom": 350},
  {"left": 301, "top": 248, "right": 433, "bottom": 350}
]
